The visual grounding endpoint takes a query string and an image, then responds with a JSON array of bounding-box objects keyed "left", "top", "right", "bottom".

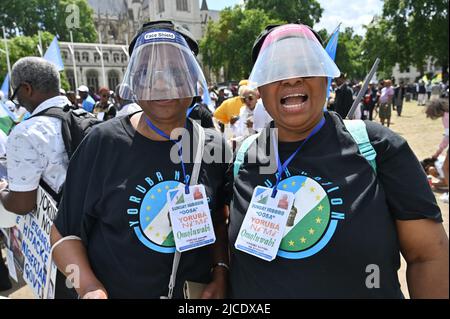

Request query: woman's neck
[
  {"left": 276, "top": 115, "right": 324, "bottom": 142},
  {"left": 134, "top": 112, "right": 187, "bottom": 141}
]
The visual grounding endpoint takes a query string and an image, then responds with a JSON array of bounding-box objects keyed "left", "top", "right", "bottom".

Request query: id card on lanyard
[
  {"left": 167, "top": 184, "right": 216, "bottom": 252},
  {"left": 235, "top": 116, "right": 326, "bottom": 262}
]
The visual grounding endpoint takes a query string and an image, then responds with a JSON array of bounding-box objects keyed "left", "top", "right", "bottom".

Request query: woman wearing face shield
[
  {"left": 228, "top": 23, "right": 448, "bottom": 298},
  {"left": 50, "top": 21, "right": 231, "bottom": 299}
]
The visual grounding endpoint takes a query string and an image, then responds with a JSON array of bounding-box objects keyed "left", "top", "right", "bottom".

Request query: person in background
[
  {"left": 214, "top": 80, "right": 248, "bottom": 126},
  {"left": 426, "top": 98, "right": 449, "bottom": 203},
  {"left": 114, "top": 84, "right": 141, "bottom": 117},
  {"left": 93, "top": 87, "right": 117, "bottom": 121},
  {"left": 334, "top": 73, "right": 353, "bottom": 119},
  {"left": 78, "top": 85, "right": 95, "bottom": 113},
  {"left": 378, "top": 79, "right": 395, "bottom": 127},
  {"left": 65, "top": 91, "right": 80, "bottom": 110},
  {"left": 394, "top": 82, "right": 406, "bottom": 117}
]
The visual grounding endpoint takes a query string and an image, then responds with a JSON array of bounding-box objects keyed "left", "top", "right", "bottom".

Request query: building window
[
  {"left": 176, "top": 0, "right": 188, "bottom": 12},
  {"left": 75, "top": 51, "right": 80, "bottom": 62},
  {"left": 82, "top": 52, "right": 89, "bottom": 62},
  {"left": 108, "top": 70, "right": 120, "bottom": 90},
  {"left": 113, "top": 53, "right": 120, "bottom": 63},
  {"left": 62, "top": 50, "right": 68, "bottom": 61},
  {"left": 121, "top": 53, "right": 128, "bottom": 63},
  {"left": 94, "top": 52, "right": 101, "bottom": 62},
  {"left": 86, "top": 70, "right": 99, "bottom": 93},
  {"left": 66, "top": 70, "right": 75, "bottom": 91},
  {"left": 103, "top": 52, "right": 109, "bottom": 63},
  {"left": 158, "top": 0, "right": 165, "bottom": 13}
]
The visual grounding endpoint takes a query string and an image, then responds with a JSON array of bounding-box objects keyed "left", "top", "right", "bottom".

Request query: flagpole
[
  {"left": 97, "top": 29, "right": 106, "bottom": 88},
  {"left": 2, "top": 26, "right": 12, "bottom": 96},
  {"left": 37, "top": 30, "right": 43, "bottom": 56},
  {"left": 346, "top": 58, "right": 381, "bottom": 119},
  {"left": 324, "top": 23, "right": 342, "bottom": 46},
  {"left": 69, "top": 31, "right": 78, "bottom": 90}
]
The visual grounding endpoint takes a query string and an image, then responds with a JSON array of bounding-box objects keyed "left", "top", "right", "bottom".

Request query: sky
[{"left": 202, "top": 0, "right": 384, "bottom": 36}]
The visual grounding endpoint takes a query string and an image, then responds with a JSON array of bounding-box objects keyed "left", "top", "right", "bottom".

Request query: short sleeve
[
  {"left": 6, "top": 129, "right": 45, "bottom": 192},
  {"left": 366, "top": 121, "right": 442, "bottom": 222},
  {"left": 53, "top": 129, "right": 102, "bottom": 240}
]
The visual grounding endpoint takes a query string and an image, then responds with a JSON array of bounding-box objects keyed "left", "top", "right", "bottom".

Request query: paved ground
[{"left": 1, "top": 100, "right": 448, "bottom": 299}]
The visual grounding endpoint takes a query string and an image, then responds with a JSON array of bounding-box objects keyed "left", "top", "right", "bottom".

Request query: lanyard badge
[{"left": 235, "top": 116, "right": 326, "bottom": 261}]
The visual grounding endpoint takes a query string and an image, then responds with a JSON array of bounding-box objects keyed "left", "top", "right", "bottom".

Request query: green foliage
[
  {"left": 200, "top": 6, "right": 283, "bottom": 81},
  {"left": 334, "top": 27, "right": 365, "bottom": 80},
  {"left": 0, "top": 0, "right": 96, "bottom": 42},
  {"left": 245, "top": 0, "right": 323, "bottom": 27},
  {"left": 0, "top": 32, "right": 69, "bottom": 91}
]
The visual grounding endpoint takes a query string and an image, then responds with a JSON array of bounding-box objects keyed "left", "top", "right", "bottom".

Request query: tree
[
  {"left": 0, "top": 0, "right": 97, "bottom": 43},
  {"left": 0, "top": 32, "right": 70, "bottom": 92},
  {"left": 334, "top": 28, "right": 365, "bottom": 80},
  {"left": 245, "top": 0, "right": 323, "bottom": 27},
  {"left": 200, "top": 6, "right": 283, "bottom": 81},
  {"left": 379, "top": 0, "right": 449, "bottom": 81}
]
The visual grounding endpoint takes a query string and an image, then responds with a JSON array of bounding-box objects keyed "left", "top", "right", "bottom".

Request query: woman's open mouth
[{"left": 280, "top": 93, "right": 309, "bottom": 112}]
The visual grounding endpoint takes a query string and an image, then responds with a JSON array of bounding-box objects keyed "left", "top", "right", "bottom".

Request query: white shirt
[
  {"left": 252, "top": 100, "right": 272, "bottom": 133},
  {"left": 116, "top": 102, "right": 142, "bottom": 117},
  {"left": 0, "top": 130, "right": 7, "bottom": 157},
  {"left": 6, "top": 96, "right": 70, "bottom": 193}
]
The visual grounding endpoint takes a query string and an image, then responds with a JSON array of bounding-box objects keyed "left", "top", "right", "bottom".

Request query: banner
[{"left": 0, "top": 187, "right": 58, "bottom": 299}]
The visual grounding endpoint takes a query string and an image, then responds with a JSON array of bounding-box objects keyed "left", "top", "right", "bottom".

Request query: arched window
[
  {"left": 113, "top": 53, "right": 120, "bottom": 63},
  {"left": 103, "top": 52, "right": 109, "bottom": 63},
  {"left": 66, "top": 69, "right": 75, "bottom": 91},
  {"left": 108, "top": 70, "right": 120, "bottom": 90},
  {"left": 94, "top": 52, "right": 101, "bottom": 62},
  {"left": 75, "top": 51, "right": 80, "bottom": 62},
  {"left": 121, "top": 53, "right": 128, "bottom": 63},
  {"left": 86, "top": 70, "right": 99, "bottom": 93},
  {"left": 82, "top": 52, "right": 89, "bottom": 62},
  {"left": 176, "top": 0, "right": 188, "bottom": 12}
]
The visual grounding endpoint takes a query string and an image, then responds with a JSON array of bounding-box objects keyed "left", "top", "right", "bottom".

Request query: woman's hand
[
  {"left": 201, "top": 267, "right": 228, "bottom": 299},
  {"left": 82, "top": 287, "right": 108, "bottom": 299}
]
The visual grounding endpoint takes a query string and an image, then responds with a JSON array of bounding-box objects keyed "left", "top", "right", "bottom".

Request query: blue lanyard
[
  {"left": 186, "top": 103, "right": 198, "bottom": 118},
  {"left": 144, "top": 117, "right": 190, "bottom": 194},
  {"left": 271, "top": 116, "right": 326, "bottom": 198}
]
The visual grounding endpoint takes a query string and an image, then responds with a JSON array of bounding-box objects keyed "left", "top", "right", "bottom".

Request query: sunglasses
[
  {"left": 242, "top": 95, "right": 255, "bottom": 102},
  {"left": 9, "top": 82, "right": 29, "bottom": 108}
]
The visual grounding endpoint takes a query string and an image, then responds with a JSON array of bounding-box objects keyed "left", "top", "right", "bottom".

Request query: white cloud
[{"left": 314, "top": 0, "right": 383, "bottom": 35}]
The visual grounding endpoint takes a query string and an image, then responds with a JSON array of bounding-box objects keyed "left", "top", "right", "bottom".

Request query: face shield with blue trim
[{"left": 120, "top": 30, "right": 207, "bottom": 101}]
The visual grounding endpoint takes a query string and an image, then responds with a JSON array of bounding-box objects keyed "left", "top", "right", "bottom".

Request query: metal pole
[
  {"left": 97, "top": 29, "right": 106, "bottom": 87},
  {"left": 69, "top": 31, "right": 78, "bottom": 90},
  {"left": 37, "top": 30, "right": 43, "bottom": 56},
  {"left": 2, "top": 26, "right": 12, "bottom": 96},
  {"left": 346, "top": 58, "right": 381, "bottom": 119}
]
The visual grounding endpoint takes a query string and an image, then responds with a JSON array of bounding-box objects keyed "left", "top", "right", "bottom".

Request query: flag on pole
[
  {"left": 1, "top": 74, "right": 9, "bottom": 98},
  {"left": 43, "top": 37, "right": 64, "bottom": 71},
  {"left": 324, "top": 25, "right": 340, "bottom": 104},
  {"left": 0, "top": 101, "right": 15, "bottom": 134}
]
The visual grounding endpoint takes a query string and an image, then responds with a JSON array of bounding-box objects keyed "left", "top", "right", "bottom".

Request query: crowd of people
[{"left": 0, "top": 20, "right": 448, "bottom": 299}]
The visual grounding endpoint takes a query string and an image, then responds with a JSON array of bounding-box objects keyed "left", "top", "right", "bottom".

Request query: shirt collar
[{"left": 32, "top": 95, "right": 71, "bottom": 115}]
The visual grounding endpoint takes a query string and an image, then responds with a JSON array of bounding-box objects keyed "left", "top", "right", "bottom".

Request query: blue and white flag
[
  {"left": 43, "top": 37, "right": 64, "bottom": 71},
  {"left": 324, "top": 25, "right": 340, "bottom": 106}
]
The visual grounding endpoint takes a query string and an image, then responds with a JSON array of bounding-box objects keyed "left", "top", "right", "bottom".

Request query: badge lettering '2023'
[{"left": 269, "top": 174, "right": 345, "bottom": 259}]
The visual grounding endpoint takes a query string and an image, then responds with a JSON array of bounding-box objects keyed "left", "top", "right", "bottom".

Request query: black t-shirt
[
  {"left": 54, "top": 113, "right": 231, "bottom": 298},
  {"left": 228, "top": 111, "right": 442, "bottom": 298}
]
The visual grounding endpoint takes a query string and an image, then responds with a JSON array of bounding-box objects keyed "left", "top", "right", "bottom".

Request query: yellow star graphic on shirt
[
  {"left": 156, "top": 232, "right": 160, "bottom": 237},
  {"left": 165, "top": 185, "right": 170, "bottom": 190},
  {"left": 301, "top": 182, "right": 306, "bottom": 187},
  {"left": 315, "top": 217, "right": 322, "bottom": 224},
  {"left": 148, "top": 226, "right": 153, "bottom": 231},
  {"left": 150, "top": 194, "right": 155, "bottom": 200},
  {"left": 146, "top": 206, "right": 151, "bottom": 211},
  {"left": 310, "top": 187, "right": 316, "bottom": 193},
  {"left": 300, "top": 237, "right": 307, "bottom": 244},
  {"left": 162, "top": 236, "right": 167, "bottom": 241},
  {"left": 291, "top": 181, "right": 296, "bottom": 186},
  {"left": 157, "top": 188, "right": 162, "bottom": 193},
  {"left": 318, "top": 205, "right": 324, "bottom": 211},
  {"left": 146, "top": 217, "right": 150, "bottom": 222},
  {"left": 316, "top": 195, "right": 321, "bottom": 201},
  {"left": 283, "top": 184, "right": 288, "bottom": 189},
  {"left": 288, "top": 240, "right": 295, "bottom": 246},
  {"left": 308, "top": 228, "right": 315, "bottom": 235}
]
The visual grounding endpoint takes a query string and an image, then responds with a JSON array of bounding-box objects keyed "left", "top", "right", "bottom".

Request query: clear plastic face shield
[
  {"left": 120, "top": 30, "right": 207, "bottom": 101},
  {"left": 248, "top": 24, "right": 341, "bottom": 88}
]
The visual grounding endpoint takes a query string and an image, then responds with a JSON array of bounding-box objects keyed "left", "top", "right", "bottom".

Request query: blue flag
[
  {"left": 1, "top": 74, "right": 9, "bottom": 98},
  {"left": 324, "top": 26, "right": 340, "bottom": 106},
  {"left": 43, "top": 37, "right": 64, "bottom": 71}
]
